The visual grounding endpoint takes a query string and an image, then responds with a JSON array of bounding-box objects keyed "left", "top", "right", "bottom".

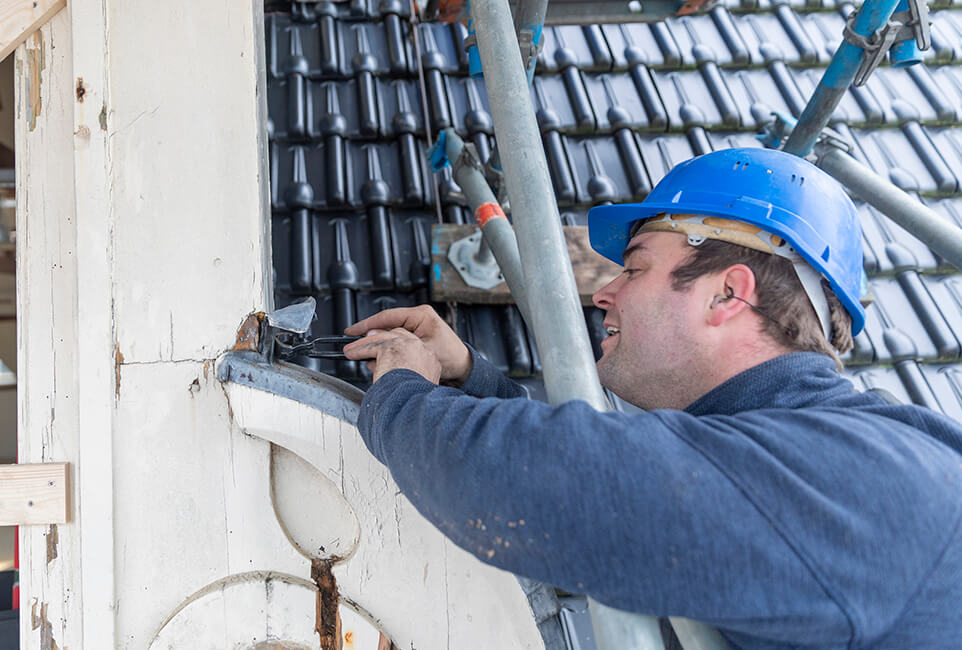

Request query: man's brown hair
[{"left": 655, "top": 233, "right": 855, "bottom": 364}]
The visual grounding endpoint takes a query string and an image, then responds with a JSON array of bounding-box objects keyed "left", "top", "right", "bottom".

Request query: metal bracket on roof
[{"left": 447, "top": 230, "right": 505, "bottom": 290}]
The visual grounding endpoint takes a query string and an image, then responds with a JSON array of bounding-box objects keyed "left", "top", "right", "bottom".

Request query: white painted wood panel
[
  {"left": 15, "top": 8, "right": 83, "bottom": 648},
  {"left": 105, "top": 0, "right": 273, "bottom": 363},
  {"left": 113, "top": 362, "right": 308, "bottom": 648},
  {"left": 225, "top": 382, "right": 546, "bottom": 650}
]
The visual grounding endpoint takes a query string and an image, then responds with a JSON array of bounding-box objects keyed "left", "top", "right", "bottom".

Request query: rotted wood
[{"left": 431, "top": 224, "right": 621, "bottom": 305}]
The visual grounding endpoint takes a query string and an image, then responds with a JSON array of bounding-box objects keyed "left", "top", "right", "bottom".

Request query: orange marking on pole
[{"left": 475, "top": 202, "right": 506, "bottom": 227}]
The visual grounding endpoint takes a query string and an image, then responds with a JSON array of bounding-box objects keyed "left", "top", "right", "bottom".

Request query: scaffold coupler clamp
[
  {"left": 844, "top": 0, "right": 930, "bottom": 87},
  {"left": 516, "top": 28, "right": 544, "bottom": 72},
  {"left": 461, "top": 27, "right": 543, "bottom": 78},
  {"left": 761, "top": 111, "right": 853, "bottom": 156},
  {"left": 428, "top": 128, "right": 482, "bottom": 178}
]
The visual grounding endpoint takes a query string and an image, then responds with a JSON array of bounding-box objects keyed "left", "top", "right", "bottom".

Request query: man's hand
[
  {"left": 342, "top": 327, "right": 442, "bottom": 383},
  {"left": 343, "top": 306, "right": 472, "bottom": 384}
]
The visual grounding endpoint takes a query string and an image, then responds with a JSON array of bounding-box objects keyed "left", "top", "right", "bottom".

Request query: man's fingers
[
  {"left": 345, "top": 307, "right": 426, "bottom": 336},
  {"left": 342, "top": 328, "right": 418, "bottom": 360},
  {"left": 342, "top": 331, "right": 396, "bottom": 359}
]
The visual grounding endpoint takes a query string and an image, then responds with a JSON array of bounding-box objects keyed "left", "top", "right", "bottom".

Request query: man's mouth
[{"left": 605, "top": 326, "right": 620, "bottom": 337}]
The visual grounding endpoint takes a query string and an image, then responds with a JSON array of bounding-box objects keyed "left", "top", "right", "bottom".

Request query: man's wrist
[{"left": 443, "top": 344, "right": 474, "bottom": 387}]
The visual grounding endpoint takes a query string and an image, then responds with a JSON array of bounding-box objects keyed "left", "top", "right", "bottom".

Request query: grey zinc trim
[{"left": 217, "top": 351, "right": 363, "bottom": 424}]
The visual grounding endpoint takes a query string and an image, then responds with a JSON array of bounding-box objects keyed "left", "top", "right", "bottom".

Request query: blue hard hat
[{"left": 587, "top": 148, "right": 866, "bottom": 336}]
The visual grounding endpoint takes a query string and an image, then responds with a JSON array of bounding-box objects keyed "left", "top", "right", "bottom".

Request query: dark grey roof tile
[
  {"left": 726, "top": 69, "right": 798, "bottom": 128},
  {"left": 797, "top": 10, "right": 845, "bottom": 64},
  {"left": 736, "top": 13, "right": 802, "bottom": 65},
  {"left": 928, "top": 13, "right": 962, "bottom": 63},
  {"left": 567, "top": 137, "right": 647, "bottom": 205},
  {"left": 377, "top": 78, "right": 425, "bottom": 137},
  {"left": 922, "top": 365, "right": 962, "bottom": 421},
  {"left": 532, "top": 75, "right": 581, "bottom": 132},
  {"left": 601, "top": 22, "right": 682, "bottom": 69},
  {"left": 316, "top": 7, "right": 344, "bottom": 77},
  {"left": 584, "top": 73, "right": 661, "bottom": 132},
  {"left": 636, "top": 134, "right": 698, "bottom": 183},
  {"left": 266, "top": 12, "right": 343, "bottom": 79},
  {"left": 906, "top": 66, "right": 960, "bottom": 124},
  {"left": 710, "top": 6, "right": 753, "bottom": 65},
  {"left": 654, "top": 70, "right": 727, "bottom": 129},
  {"left": 665, "top": 15, "right": 735, "bottom": 67},
  {"left": 898, "top": 272, "right": 961, "bottom": 359},
  {"left": 863, "top": 277, "right": 939, "bottom": 362},
  {"left": 450, "top": 22, "right": 472, "bottom": 74},
  {"left": 342, "top": 21, "right": 403, "bottom": 76},
  {"left": 923, "top": 129, "right": 962, "bottom": 196},
  {"left": 772, "top": 5, "right": 820, "bottom": 65},
  {"left": 858, "top": 202, "right": 941, "bottom": 273},
  {"left": 930, "top": 67, "right": 962, "bottom": 117},
  {"left": 456, "top": 305, "right": 523, "bottom": 376},
  {"left": 446, "top": 75, "right": 494, "bottom": 137},
  {"left": 418, "top": 22, "right": 462, "bottom": 74},
  {"left": 388, "top": 211, "right": 434, "bottom": 294},
  {"left": 330, "top": 78, "right": 380, "bottom": 138},
  {"left": 537, "top": 25, "right": 614, "bottom": 74},
  {"left": 541, "top": 132, "right": 579, "bottom": 206},
  {"left": 847, "top": 367, "right": 913, "bottom": 401},
  {"left": 893, "top": 361, "right": 946, "bottom": 411},
  {"left": 424, "top": 69, "right": 456, "bottom": 134},
  {"left": 274, "top": 143, "right": 327, "bottom": 211}
]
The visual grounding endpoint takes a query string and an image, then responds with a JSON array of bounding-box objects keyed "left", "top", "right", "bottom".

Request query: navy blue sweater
[{"left": 357, "top": 351, "right": 962, "bottom": 648}]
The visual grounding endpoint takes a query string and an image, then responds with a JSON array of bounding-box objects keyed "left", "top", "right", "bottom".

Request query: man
[{"left": 342, "top": 148, "right": 962, "bottom": 648}]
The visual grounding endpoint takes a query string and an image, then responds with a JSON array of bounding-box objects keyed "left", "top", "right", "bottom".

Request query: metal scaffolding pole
[
  {"left": 816, "top": 145, "right": 962, "bottom": 271},
  {"left": 469, "top": 0, "right": 606, "bottom": 410},
  {"left": 469, "top": 1, "right": 727, "bottom": 649},
  {"left": 782, "top": 0, "right": 900, "bottom": 156},
  {"left": 440, "top": 128, "right": 534, "bottom": 326}
]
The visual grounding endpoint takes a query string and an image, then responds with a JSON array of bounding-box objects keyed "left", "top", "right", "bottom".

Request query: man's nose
[{"left": 592, "top": 275, "right": 620, "bottom": 310}]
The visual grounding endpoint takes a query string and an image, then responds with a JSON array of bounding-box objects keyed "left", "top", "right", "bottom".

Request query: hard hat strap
[{"left": 793, "top": 262, "right": 833, "bottom": 343}]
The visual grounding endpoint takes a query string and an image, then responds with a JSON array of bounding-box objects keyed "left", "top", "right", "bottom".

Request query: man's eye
[{"left": 624, "top": 267, "right": 643, "bottom": 277}]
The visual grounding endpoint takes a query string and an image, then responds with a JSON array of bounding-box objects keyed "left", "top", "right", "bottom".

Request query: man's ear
[{"left": 706, "top": 264, "right": 757, "bottom": 327}]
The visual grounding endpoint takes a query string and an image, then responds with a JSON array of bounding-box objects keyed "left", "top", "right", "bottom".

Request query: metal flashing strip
[{"left": 217, "top": 351, "right": 363, "bottom": 424}]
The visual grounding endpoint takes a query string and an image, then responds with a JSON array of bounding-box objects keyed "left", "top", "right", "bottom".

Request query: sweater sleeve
[
  {"left": 458, "top": 344, "right": 527, "bottom": 399},
  {"left": 357, "top": 370, "right": 850, "bottom": 644}
]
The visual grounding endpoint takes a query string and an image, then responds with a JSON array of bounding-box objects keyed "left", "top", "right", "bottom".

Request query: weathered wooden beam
[
  {"left": 0, "top": 462, "right": 68, "bottom": 525},
  {"left": 431, "top": 224, "right": 621, "bottom": 305},
  {"left": 0, "top": 0, "right": 66, "bottom": 61}
]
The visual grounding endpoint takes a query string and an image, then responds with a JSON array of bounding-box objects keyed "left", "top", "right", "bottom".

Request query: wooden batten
[
  {"left": 0, "top": 0, "right": 65, "bottom": 61},
  {"left": 0, "top": 463, "right": 68, "bottom": 525}
]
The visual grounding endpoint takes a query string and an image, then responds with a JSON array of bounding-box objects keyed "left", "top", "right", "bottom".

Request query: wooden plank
[
  {"left": 0, "top": 0, "right": 66, "bottom": 61},
  {"left": 0, "top": 463, "right": 68, "bottom": 525},
  {"left": 431, "top": 224, "right": 622, "bottom": 305}
]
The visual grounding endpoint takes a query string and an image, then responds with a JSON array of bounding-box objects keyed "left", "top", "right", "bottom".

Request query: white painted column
[{"left": 19, "top": 1, "right": 281, "bottom": 646}]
